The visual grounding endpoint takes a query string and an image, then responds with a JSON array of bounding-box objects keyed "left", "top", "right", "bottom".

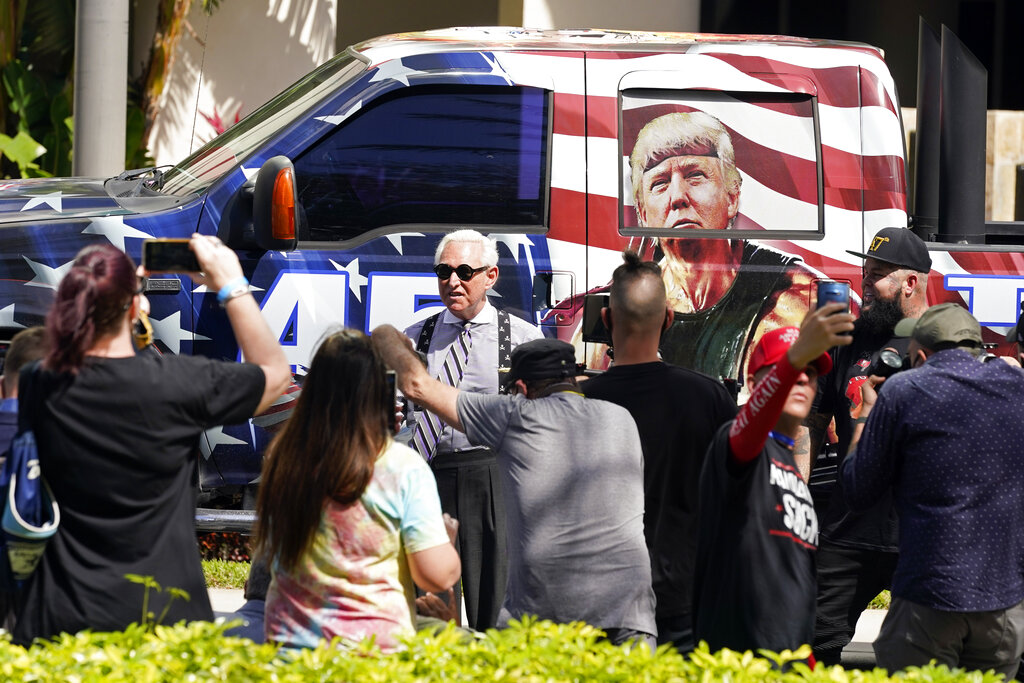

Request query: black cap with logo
[
  {"left": 847, "top": 227, "right": 932, "bottom": 273},
  {"left": 501, "top": 338, "right": 577, "bottom": 390}
]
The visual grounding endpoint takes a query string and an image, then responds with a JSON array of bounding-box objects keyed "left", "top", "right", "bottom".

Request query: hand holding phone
[
  {"left": 816, "top": 280, "right": 850, "bottom": 312},
  {"left": 142, "top": 238, "right": 200, "bottom": 273}
]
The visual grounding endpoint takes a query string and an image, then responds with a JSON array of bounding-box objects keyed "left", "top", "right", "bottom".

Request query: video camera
[{"left": 865, "top": 347, "right": 909, "bottom": 378}]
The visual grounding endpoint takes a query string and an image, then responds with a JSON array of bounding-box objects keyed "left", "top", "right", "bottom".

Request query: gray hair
[
  {"left": 434, "top": 229, "right": 499, "bottom": 268},
  {"left": 629, "top": 111, "right": 742, "bottom": 219}
]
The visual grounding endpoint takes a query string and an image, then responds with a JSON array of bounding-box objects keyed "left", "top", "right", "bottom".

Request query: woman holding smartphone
[
  {"left": 255, "top": 328, "right": 460, "bottom": 651},
  {"left": 13, "top": 235, "right": 290, "bottom": 645}
]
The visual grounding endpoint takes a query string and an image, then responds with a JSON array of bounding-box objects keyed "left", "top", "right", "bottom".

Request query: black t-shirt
[
  {"left": 582, "top": 362, "right": 736, "bottom": 619},
  {"left": 693, "top": 423, "right": 818, "bottom": 653},
  {"left": 13, "top": 353, "right": 265, "bottom": 644},
  {"left": 816, "top": 323, "right": 906, "bottom": 551}
]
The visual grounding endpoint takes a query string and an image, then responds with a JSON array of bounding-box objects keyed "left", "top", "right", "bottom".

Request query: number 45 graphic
[{"left": 255, "top": 270, "right": 444, "bottom": 368}]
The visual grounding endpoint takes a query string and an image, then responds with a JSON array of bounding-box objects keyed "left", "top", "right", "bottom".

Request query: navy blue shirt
[{"left": 841, "top": 349, "right": 1024, "bottom": 611}]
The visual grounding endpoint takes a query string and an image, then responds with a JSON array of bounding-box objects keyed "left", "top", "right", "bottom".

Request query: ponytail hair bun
[{"left": 45, "top": 244, "right": 138, "bottom": 374}]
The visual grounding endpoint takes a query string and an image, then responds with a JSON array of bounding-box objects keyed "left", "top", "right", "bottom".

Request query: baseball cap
[
  {"left": 748, "top": 327, "right": 832, "bottom": 377},
  {"left": 501, "top": 338, "right": 578, "bottom": 389},
  {"left": 847, "top": 227, "right": 932, "bottom": 273},
  {"left": 893, "top": 303, "right": 982, "bottom": 349}
]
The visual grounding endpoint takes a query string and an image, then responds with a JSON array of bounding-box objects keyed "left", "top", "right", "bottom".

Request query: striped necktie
[{"left": 412, "top": 321, "right": 472, "bottom": 459}]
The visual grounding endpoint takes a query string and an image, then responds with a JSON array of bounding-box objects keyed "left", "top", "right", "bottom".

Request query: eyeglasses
[{"left": 433, "top": 263, "right": 489, "bottom": 281}]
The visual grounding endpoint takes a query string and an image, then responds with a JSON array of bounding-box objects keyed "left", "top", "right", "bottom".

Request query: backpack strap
[{"left": 15, "top": 361, "right": 42, "bottom": 436}]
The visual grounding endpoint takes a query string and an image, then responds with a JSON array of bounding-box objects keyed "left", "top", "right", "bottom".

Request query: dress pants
[
  {"left": 813, "top": 539, "right": 898, "bottom": 664},
  {"left": 430, "top": 447, "right": 508, "bottom": 631}
]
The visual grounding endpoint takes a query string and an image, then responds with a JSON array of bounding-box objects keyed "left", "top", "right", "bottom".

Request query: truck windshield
[{"left": 159, "top": 53, "right": 366, "bottom": 197}]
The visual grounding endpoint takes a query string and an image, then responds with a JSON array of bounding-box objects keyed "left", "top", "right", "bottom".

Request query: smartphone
[
  {"left": 142, "top": 238, "right": 200, "bottom": 273},
  {"left": 581, "top": 293, "right": 611, "bottom": 344},
  {"left": 815, "top": 280, "right": 850, "bottom": 312},
  {"left": 384, "top": 369, "right": 398, "bottom": 414}
]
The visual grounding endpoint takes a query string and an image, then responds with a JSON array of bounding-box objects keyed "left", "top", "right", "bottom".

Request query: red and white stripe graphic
[{"left": 492, "top": 45, "right": 908, "bottom": 271}]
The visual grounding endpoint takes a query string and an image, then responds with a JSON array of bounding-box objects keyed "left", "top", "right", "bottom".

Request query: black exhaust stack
[
  {"left": 911, "top": 19, "right": 940, "bottom": 242},
  {"left": 938, "top": 25, "right": 987, "bottom": 243},
  {"left": 912, "top": 20, "right": 989, "bottom": 244}
]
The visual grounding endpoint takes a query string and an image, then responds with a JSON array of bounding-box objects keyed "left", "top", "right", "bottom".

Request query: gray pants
[{"left": 874, "top": 596, "right": 1024, "bottom": 679}]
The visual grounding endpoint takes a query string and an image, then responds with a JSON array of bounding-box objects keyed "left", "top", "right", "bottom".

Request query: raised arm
[
  {"left": 729, "top": 304, "right": 853, "bottom": 466},
  {"left": 371, "top": 324, "right": 464, "bottom": 432},
  {"left": 183, "top": 234, "right": 290, "bottom": 414}
]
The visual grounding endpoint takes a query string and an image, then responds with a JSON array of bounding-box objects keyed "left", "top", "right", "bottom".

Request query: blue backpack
[{"left": 0, "top": 363, "right": 59, "bottom": 591}]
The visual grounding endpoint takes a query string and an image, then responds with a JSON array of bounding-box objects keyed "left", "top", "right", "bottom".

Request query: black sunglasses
[{"left": 433, "top": 263, "right": 489, "bottom": 281}]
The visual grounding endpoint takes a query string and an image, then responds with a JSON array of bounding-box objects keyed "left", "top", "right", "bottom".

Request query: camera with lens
[{"left": 866, "top": 347, "right": 908, "bottom": 378}]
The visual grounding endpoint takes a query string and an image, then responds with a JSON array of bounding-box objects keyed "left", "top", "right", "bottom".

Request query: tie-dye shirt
[{"left": 264, "top": 440, "right": 450, "bottom": 651}]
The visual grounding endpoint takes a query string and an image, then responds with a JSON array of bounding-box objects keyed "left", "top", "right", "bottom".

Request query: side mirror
[{"left": 253, "top": 156, "right": 299, "bottom": 252}]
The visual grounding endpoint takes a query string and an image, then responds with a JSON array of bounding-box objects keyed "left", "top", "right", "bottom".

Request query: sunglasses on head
[{"left": 433, "top": 263, "right": 488, "bottom": 281}]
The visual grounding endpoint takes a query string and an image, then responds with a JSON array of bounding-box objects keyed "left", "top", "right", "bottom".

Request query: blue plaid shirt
[{"left": 841, "top": 349, "right": 1024, "bottom": 611}]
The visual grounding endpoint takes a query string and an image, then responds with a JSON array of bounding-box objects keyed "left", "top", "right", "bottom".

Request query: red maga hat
[{"left": 748, "top": 327, "right": 832, "bottom": 377}]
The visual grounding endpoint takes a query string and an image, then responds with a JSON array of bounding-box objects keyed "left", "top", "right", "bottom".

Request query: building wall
[
  {"left": 335, "top": 0, "right": 500, "bottom": 53},
  {"left": 521, "top": 0, "right": 699, "bottom": 32},
  {"left": 903, "top": 108, "right": 1024, "bottom": 221},
  {"left": 150, "top": 0, "right": 337, "bottom": 167}
]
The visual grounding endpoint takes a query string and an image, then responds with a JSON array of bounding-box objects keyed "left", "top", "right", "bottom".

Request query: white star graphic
[
  {"left": 21, "top": 191, "right": 64, "bottom": 213},
  {"left": 329, "top": 257, "right": 367, "bottom": 302},
  {"left": 239, "top": 166, "right": 260, "bottom": 182},
  {"left": 81, "top": 216, "right": 153, "bottom": 251},
  {"left": 368, "top": 60, "right": 420, "bottom": 87},
  {"left": 0, "top": 304, "right": 24, "bottom": 330},
  {"left": 148, "top": 310, "right": 211, "bottom": 354},
  {"left": 314, "top": 101, "right": 363, "bottom": 126},
  {"left": 22, "top": 256, "right": 74, "bottom": 289},
  {"left": 481, "top": 53, "right": 514, "bottom": 85},
  {"left": 491, "top": 234, "right": 535, "bottom": 264},
  {"left": 386, "top": 232, "right": 424, "bottom": 255},
  {"left": 192, "top": 283, "right": 263, "bottom": 294},
  {"left": 199, "top": 425, "right": 248, "bottom": 460}
]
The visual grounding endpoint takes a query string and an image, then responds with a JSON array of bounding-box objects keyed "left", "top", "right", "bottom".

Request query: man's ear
[
  {"left": 600, "top": 307, "right": 612, "bottom": 334},
  {"left": 663, "top": 305, "right": 674, "bottom": 332},
  {"left": 515, "top": 379, "right": 529, "bottom": 397},
  {"left": 483, "top": 265, "right": 499, "bottom": 290},
  {"left": 745, "top": 374, "right": 757, "bottom": 395},
  {"left": 636, "top": 201, "right": 647, "bottom": 227},
  {"left": 726, "top": 187, "right": 740, "bottom": 219},
  {"left": 902, "top": 272, "right": 918, "bottom": 297}
]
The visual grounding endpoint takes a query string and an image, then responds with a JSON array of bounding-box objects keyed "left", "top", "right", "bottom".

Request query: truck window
[
  {"left": 293, "top": 85, "right": 549, "bottom": 243},
  {"left": 620, "top": 89, "right": 821, "bottom": 238}
]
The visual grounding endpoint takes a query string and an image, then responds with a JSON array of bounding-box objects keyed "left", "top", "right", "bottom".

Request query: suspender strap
[
  {"left": 417, "top": 309, "right": 512, "bottom": 386},
  {"left": 416, "top": 312, "right": 442, "bottom": 356},
  {"left": 497, "top": 309, "right": 511, "bottom": 388}
]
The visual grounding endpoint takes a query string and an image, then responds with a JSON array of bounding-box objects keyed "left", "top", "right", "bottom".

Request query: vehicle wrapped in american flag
[{"left": 0, "top": 26, "right": 1017, "bottom": 525}]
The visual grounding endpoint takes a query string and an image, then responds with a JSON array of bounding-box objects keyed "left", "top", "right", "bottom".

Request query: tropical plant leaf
[
  {"left": 19, "top": 0, "right": 74, "bottom": 76},
  {"left": 0, "top": 130, "right": 44, "bottom": 161}
]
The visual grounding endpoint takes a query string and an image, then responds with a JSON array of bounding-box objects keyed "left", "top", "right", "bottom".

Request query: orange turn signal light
[{"left": 271, "top": 167, "right": 296, "bottom": 240}]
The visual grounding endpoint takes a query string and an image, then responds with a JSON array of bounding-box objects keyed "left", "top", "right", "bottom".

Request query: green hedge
[{"left": 0, "top": 617, "right": 1006, "bottom": 682}]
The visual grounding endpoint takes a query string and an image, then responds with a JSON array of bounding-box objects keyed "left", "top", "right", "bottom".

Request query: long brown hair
[
  {"left": 254, "top": 328, "right": 391, "bottom": 572},
  {"left": 45, "top": 244, "right": 137, "bottom": 374}
]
